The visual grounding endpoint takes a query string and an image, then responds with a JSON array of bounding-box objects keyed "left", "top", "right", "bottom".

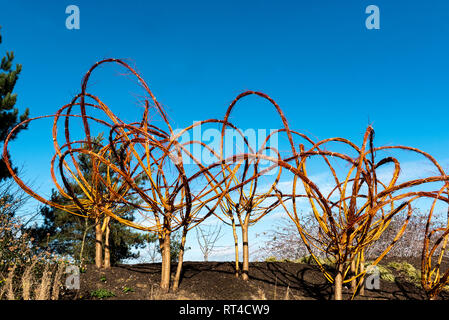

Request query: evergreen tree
[
  {"left": 28, "top": 134, "right": 156, "bottom": 266},
  {"left": 0, "top": 26, "right": 30, "bottom": 181},
  {"left": 30, "top": 190, "right": 152, "bottom": 265}
]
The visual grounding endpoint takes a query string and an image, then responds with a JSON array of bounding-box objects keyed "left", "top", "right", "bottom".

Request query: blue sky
[{"left": 1, "top": 0, "right": 449, "bottom": 261}]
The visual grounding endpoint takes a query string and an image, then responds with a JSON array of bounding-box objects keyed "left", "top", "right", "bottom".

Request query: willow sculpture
[
  {"left": 213, "top": 92, "right": 287, "bottom": 280},
  {"left": 3, "top": 59, "right": 232, "bottom": 291},
  {"left": 421, "top": 187, "right": 449, "bottom": 299},
  {"left": 3, "top": 58, "right": 449, "bottom": 299},
  {"left": 275, "top": 126, "right": 449, "bottom": 299}
]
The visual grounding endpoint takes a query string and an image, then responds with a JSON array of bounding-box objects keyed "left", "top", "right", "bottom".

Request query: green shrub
[
  {"left": 294, "top": 256, "right": 313, "bottom": 264},
  {"left": 90, "top": 289, "right": 115, "bottom": 299},
  {"left": 122, "top": 286, "right": 134, "bottom": 293},
  {"left": 376, "top": 264, "right": 395, "bottom": 282},
  {"left": 265, "top": 255, "right": 336, "bottom": 267},
  {"left": 387, "top": 261, "right": 420, "bottom": 283},
  {"left": 264, "top": 256, "right": 278, "bottom": 262},
  {"left": 387, "top": 261, "right": 402, "bottom": 270}
]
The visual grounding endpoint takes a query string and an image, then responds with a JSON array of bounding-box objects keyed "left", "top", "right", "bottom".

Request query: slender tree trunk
[
  {"left": 241, "top": 222, "right": 249, "bottom": 281},
  {"left": 350, "top": 260, "right": 356, "bottom": 293},
  {"left": 103, "top": 217, "right": 111, "bottom": 269},
  {"left": 359, "top": 254, "right": 365, "bottom": 296},
  {"left": 79, "top": 217, "right": 89, "bottom": 268},
  {"left": 160, "top": 231, "right": 171, "bottom": 292},
  {"left": 334, "top": 263, "right": 343, "bottom": 300},
  {"left": 231, "top": 217, "right": 240, "bottom": 278},
  {"left": 173, "top": 226, "right": 188, "bottom": 291},
  {"left": 95, "top": 217, "right": 103, "bottom": 269}
]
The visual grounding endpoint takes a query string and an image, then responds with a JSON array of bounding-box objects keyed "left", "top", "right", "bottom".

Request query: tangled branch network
[{"left": 3, "top": 59, "right": 449, "bottom": 299}]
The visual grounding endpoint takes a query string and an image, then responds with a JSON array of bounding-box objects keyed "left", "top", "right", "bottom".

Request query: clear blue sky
[{"left": 1, "top": 0, "right": 449, "bottom": 261}]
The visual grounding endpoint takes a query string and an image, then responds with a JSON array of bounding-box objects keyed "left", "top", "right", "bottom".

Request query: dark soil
[{"left": 64, "top": 258, "right": 449, "bottom": 300}]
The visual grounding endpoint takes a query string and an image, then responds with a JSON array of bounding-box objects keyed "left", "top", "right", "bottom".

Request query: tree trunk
[
  {"left": 95, "top": 217, "right": 103, "bottom": 269},
  {"left": 241, "top": 223, "right": 249, "bottom": 281},
  {"left": 231, "top": 217, "right": 240, "bottom": 278},
  {"left": 103, "top": 217, "right": 111, "bottom": 269},
  {"left": 173, "top": 226, "right": 187, "bottom": 291},
  {"left": 359, "top": 254, "right": 365, "bottom": 296},
  {"left": 334, "top": 263, "right": 343, "bottom": 300},
  {"left": 350, "top": 260, "right": 356, "bottom": 294},
  {"left": 160, "top": 232, "right": 171, "bottom": 292}
]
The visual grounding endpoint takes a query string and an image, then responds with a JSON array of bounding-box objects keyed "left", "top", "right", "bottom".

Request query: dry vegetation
[{"left": 0, "top": 203, "right": 68, "bottom": 300}]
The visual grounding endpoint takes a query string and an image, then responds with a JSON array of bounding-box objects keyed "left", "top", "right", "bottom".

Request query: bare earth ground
[{"left": 62, "top": 258, "right": 449, "bottom": 300}]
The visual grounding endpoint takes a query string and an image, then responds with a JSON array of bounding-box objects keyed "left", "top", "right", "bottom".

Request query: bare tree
[
  {"left": 195, "top": 224, "right": 224, "bottom": 262},
  {"left": 365, "top": 209, "right": 430, "bottom": 259},
  {"left": 256, "top": 216, "right": 313, "bottom": 261},
  {"left": 147, "top": 242, "right": 161, "bottom": 263}
]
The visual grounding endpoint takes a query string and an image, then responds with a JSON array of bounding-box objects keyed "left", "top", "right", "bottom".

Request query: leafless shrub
[
  {"left": 365, "top": 210, "right": 428, "bottom": 258},
  {"left": 256, "top": 215, "right": 319, "bottom": 261},
  {"left": 258, "top": 210, "right": 444, "bottom": 262},
  {"left": 0, "top": 186, "right": 68, "bottom": 300},
  {"left": 146, "top": 242, "right": 161, "bottom": 263}
]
